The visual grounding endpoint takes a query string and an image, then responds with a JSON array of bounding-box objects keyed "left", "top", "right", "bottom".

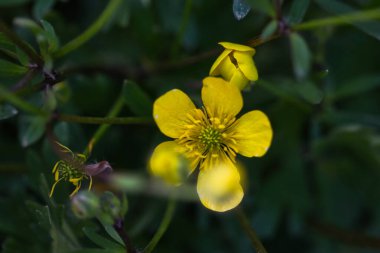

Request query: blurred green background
[{"left": 1, "top": 0, "right": 380, "bottom": 252}]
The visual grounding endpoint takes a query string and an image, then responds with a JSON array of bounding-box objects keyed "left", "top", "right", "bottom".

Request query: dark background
[{"left": 1, "top": 0, "right": 380, "bottom": 252}]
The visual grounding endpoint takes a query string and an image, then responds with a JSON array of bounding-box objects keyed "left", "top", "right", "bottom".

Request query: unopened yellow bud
[
  {"left": 210, "top": 42, "right": 258, "bottom": 90},
  {"left": 149, "top": 141, "right": 190, "bottom": 186}
]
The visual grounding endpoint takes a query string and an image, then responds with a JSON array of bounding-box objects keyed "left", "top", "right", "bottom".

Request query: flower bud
[
  {"left": 210, "top": 42, "right": 258, "bottom": 90},
  {"left": 149, "top": 141, "right": 191, "bottom": 186},
  {"left": 99, "top": 191, "right": 122, "bottom": 224},
  {"left": 71, "top": 191, "right": 100, "bottom": 219}
]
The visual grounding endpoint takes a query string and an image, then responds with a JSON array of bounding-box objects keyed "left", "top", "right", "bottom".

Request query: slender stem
[
  {"left": 54, "top": 0, "right": 123, "bottom": 58},
  {"left": 293, "top": 8, "right": 380, "bottom": 31},
  {"left": 0, "top": 85, "right": 48, "bottom": 117},
  {"left": 12, "top": 67, "right": 38, "bottom": 91},
  {"left": 247, "top": 33, "right": 280, "bottom": 49},
  {"left": 0, "top": 20, "right": 43, "bottom": 65},
  {"left": 308, "top": 218, "right": 380, "bottom": 249},
  {"left": 0, "top": 72, "right": 63, "bottom": 104},
  {"left": 113, "top": 219, "right": 137, "bottom": 253},
  {"left": 143, "top": 199, "right": 176, "bottom": 253},
  {"left": 83, "top": 94, "right": 124, "bottom": 156},
  {"left": 57, "top": 114, "right": 152, "bottom": 125},
  {"left": 171, "top": 0, "right": 192, "bottom": 58},
  {"left": 235, "top": 208, "right": 268, "bottom": 253}
]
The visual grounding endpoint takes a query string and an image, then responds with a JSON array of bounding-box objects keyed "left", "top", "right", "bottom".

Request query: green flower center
[
  {"left": 58, "top": 161, "right": 85, "bottom": 181},
  {"left": 199, "top": 126, "right": 221, "bottom": 150}
]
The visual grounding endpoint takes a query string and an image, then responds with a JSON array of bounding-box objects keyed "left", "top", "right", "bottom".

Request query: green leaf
[
  {"left": 2, "top": 237, "right": 38, "bottom": 253},
  {"left": 25, "top": 201, "right": 51, "bottom": 231},
  {"left": 246, "top": 0, "right": 275, "bottom": 17},
  {"left": 13, "top": 18, "right": 51, "bottom": 59},
  {"left": 256, "top": 79, "right": 312, "bottom": 113},
  {"left": 82, "top": 227, "right": 124, "bottom": 250},
  {"left": 0, "top": 32, "right": 17, "bottom": 57},
  {"left": 15, "top": 46, "right": 29, "bottom": 66},
  {"left": 43, "top": 85, "right": 57, "bottom": 112},
  {"left": 122, "top": 80, "right": 152, "bottom": 116},
  {"left": 40, "top": 20, "right": 59, "bottom": 53},
  {"left": 33, "top": 0, "right": 55, "bottom": 20},
  {"left": 261, "top": 20, "right": 277, "bottom": 39},
  {"left": 287, "top": 0, "right": 310, "bottom": 24},
  {"left": 0, "top": 59, "right": 28, "bottom": 76},
  {"left": 289, "top": 32, "right": 311, "bottom": 80},
  {"left": 99, "top": 221, "right": 126, "bottom": 247},
  {"left": 0, "top": 32, "right": 13, "bottom": 47},
  {"left": 316, "top": 0, "right": 380, "bottom": 40},
  {"left": 51, "top": 223, "right": 79, "bottom": 253},
  {"left": 329, "top": 75, "right": 380, "bottom": 101},
  {"left": 233, "top": 0, "right": 251, "bottom": 21},
  {"left": 0, "top": 104, "right": 18, "bottom": 120},
  {"left": 18, "top": 115, "right": 47, "bottom": 147},
  {"left": 295, "top": 80, "right": 324, "bottom": 104},
  {"left": 14, "top": 18, "right": 43, "bottom": 35}
]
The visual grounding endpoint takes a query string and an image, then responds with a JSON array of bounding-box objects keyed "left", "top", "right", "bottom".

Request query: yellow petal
[
  {"left": 229, "top": 110, "right": 273, "bottom": 157},
  {"left": 149, "top": 141, "right": 193, "bottom": 186},
  {"left": 230, "top": 69, "right": 249, "bottom": 90},
  {"left": 153, "top": 89, "right": 196, "bottom": 138},
  {"left": 219, "top": 56, "right": 236, "bottom": 80},
  {"left": 69, "top": 177, "right": 82, "bottom": 185},
  {"left": 219, "top": 42, "right": 255, "bottom": 53},
  {"left": 209, "top": 49, "right": 232, "bottom": 76},
  {"left": 234, "top": 51, "right": 258, "bottom": 81},
  {"left": 202, "top": 77, "right": 242, "bottom": 118},
  {"left": 197, "top": 160, "right": 244, "bottom": 212}
]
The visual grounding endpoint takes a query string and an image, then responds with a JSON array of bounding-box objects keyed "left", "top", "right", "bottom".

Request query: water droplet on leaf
[{"left": 233, "top": 0, "right": 251, "bottom": 21}]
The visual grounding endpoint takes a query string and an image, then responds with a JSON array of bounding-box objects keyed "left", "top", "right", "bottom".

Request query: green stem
[
  {"left": 143, "top": 199, "right": 176, "bottom": 253},
  {"left": 57, "top": 114, "right": 152, "bottom": 125},
  {"left": 54, "top": 0, "right": 123, "bottom": 58},
  {"left": 171, "top": 0, "right": 192, "bottom": 58},
  {"left": 83, "top": 94, "right": 124, "bottom": 156},
  {"left": 0, "top": 85, "right": 48, "bottom": 117},
  {"left": 0, "top": 20, "right": 43, "bottom": 65},
  {"left": 293, "top": 8, "right": 380, "bottom": 31},
  {"left": 235, "top": 208, "right": 268, "bottom": 253}
]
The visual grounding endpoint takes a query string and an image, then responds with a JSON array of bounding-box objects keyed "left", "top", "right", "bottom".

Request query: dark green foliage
[{"left": 1, "top": 0, "right": 380, "bottom": 252}]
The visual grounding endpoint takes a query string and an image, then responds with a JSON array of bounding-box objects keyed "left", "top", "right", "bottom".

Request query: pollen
[{"left": 199, "top": 126, "right": 221, "bottom": 150}]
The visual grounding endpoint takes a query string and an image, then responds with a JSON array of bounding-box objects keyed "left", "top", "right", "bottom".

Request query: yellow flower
[
  {"left": 210, "top": 42, "right": 258, "bottom": 90},
  {"left": 152, "top": 77, "right": 272, "bottom": 212},
  {"left": 49, "top": 142, "right": 92, "bottom": 198}
]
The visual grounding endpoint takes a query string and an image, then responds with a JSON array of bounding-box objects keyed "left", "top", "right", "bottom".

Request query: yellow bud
[
  {"left": 149, "top": 141, "right": 190, "bottom": 186},
  {"left": 210, "top": 42, "right": 258, "bottom": 90}
]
